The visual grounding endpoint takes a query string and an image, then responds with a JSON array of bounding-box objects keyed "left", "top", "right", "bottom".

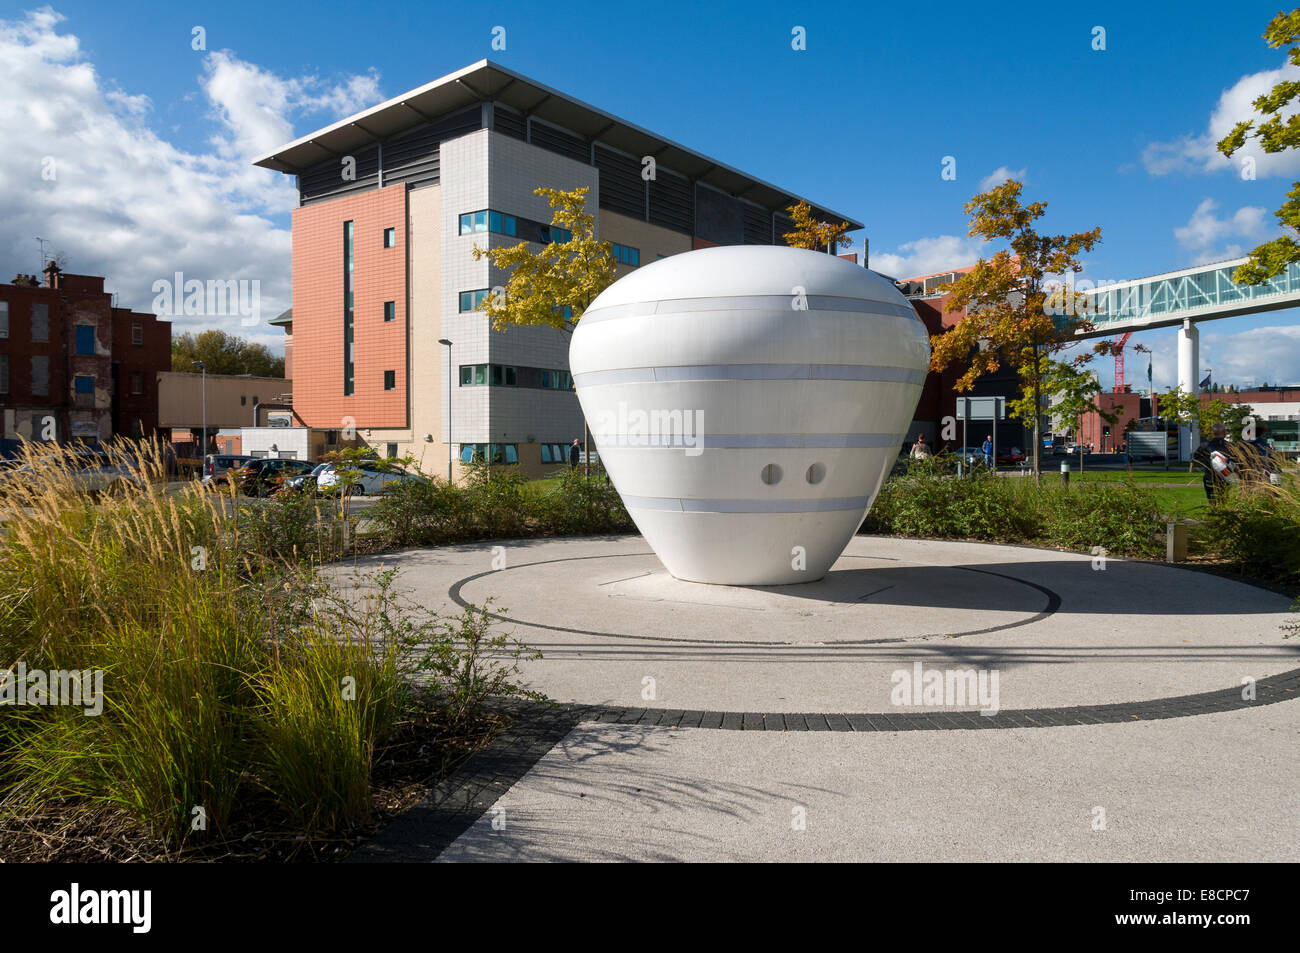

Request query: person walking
[
  {"left": 910, "top": 434, "right": 932, "bottom": 460},
  {"left": 568, "top": 438, "right": 582, "bottom": 468},
  {"left": 981, "top": 435, "right": 993, "bottom": 470},
  {"left": 1192, "top": 422, "right": 1234, "bottom": 503}
]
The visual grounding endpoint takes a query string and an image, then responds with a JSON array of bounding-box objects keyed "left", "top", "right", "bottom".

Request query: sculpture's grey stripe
[
  {"left": 597, "top": 433, "right": 902, "bottom": 449},
  {"left": 621, "top": 495, "right": 871, "bottom": 514},
  {"left": 580, "top": 294, "right": 919, "bottom": 324},
  {"left": 573, "top": 364, "right": 927, "bottom": 387}
]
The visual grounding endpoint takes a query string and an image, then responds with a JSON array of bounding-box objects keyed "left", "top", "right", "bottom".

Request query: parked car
[
  {"left": 10, "top": 447, "right": 145, "bottom": 496},
  {"left": 201, "top": 453, "right": 255, "bottom": 490},
  {"left": 277, "top": 462, "right": 331, "bottom": 495},
  {"left": 996, "top": 446, "right": 1026, "bottom": 466},
  {"left": 233, "top": 458, "right": 316, "bottom": 497},
  {"left": 315, "top": 461, "right": 427, "bottom": 496}
]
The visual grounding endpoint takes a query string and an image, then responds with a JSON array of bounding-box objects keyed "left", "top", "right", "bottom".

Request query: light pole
[
  {"left": 192, "top": 360, "right": 206, "bottom": 462},
  {"left": 438, "top": 339, "right": 453, "bottom": 481}
]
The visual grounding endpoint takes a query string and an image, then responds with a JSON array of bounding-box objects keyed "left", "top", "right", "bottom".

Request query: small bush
[
  {"left": 1200, "top": 478, "right": 1300, "bottom": 586},
  {"left": 533, "top": 467, "right": 634, "bottom": 535}
]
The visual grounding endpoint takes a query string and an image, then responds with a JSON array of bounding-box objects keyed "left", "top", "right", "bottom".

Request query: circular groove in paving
[{"left": 449, "top": 552, "right": 1061, "bottom": 645}]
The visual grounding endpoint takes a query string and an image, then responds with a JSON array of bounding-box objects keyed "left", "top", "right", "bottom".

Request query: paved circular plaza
[{"left": 351, "top": 534, "right": 1300, "bottom": 719}]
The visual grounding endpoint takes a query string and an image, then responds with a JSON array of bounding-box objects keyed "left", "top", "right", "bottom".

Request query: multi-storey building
[
  {"left": 254, "top": 60, "right": 863, "bottom": 477},
  {"left": 0, "top": 263, "right": 170, "bottom": 445}
]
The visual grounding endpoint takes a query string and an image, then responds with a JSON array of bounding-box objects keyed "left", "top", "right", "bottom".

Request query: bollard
[
  {"left": 1060, "top": 460, "right": 1069, "bottom": 488},
  {"left": 1166, "top": 521, "right": 1188, "bottom": 563}
]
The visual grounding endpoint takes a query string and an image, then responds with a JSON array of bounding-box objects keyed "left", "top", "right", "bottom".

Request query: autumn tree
[
  {"left": 172, "top": 329, "right": 285, "bottom": 377},
  {"left": 782, "top": 200, "right": 854, "bottom": 251},
  {"left": 929, "top": 180, "right": 1103, "bottom": 476},
  {"left": 1019, "top": 359, "right": 1117, "bottom": 451},
  {"left": 471, "top": 186, "right": 617, "bottom": 334},
  {"left": 1217, "top": 7, "right": 1300, "bottom": 283},
  {"left": 470, "top": 186, "right": 619, "bottom": 476}
]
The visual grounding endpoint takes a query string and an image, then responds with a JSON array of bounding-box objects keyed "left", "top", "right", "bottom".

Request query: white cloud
[
  {"left": 870, "top": 235, "right": 987, "bottom": 280},
  {"left": 1143, "top": 60, "right": 1300, "bottom": 178},
  {"left": 978, "top": 166, "right": 1026, "bottom": 191},
  {"left": 1172, "top": 198, "right": 1272, "bottom": 264},
  {"left": 1202, "top": 324, "right": 1300, "bottom": 388},
  {"left": 0, "top": 7, "right": 384, "bottom": 350}
]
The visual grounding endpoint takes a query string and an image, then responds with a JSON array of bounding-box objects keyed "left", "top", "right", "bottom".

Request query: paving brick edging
[{"left": 350, "top": 667, "right": 1300, "bottom": 862}]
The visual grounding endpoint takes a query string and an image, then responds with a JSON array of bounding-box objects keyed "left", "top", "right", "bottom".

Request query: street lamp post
[
  {"left": 438, "top": 339, "right": 453, "bottom": 481},
  {"left": 192, "top": 360, "right": 206, "bottom": 462}
]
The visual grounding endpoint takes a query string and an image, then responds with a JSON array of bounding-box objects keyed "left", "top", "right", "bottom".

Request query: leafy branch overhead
[
  {"left": 1217, "top": 8, "right": 1300, "bottom": 284},
  {"left": 470, "top": 186, "right": 617, "bottom": 334}
]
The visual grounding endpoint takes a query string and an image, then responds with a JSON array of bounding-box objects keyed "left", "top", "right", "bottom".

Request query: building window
[
  {"left": 31, "top": 303, "right": 49, "bottom": 343},
  {"left": 130, "top": 371, "right": 144, "bottom": 395},
  {"left": 31, "top": 355, "right": 49, "bottom": 396},
  {"left": 460, "top": 209, "right": 520, "bottom": 237},
  {"left": 0, "top": 354, "right": 8, "bottom": 394},
  {"left": 386, "top": 443, "right": 397, "bottom": 459},
  {"left": 540, "top": 225, "right": 572, "bottom": 244},
  {"left": 75, "top": 325, "right": 95, "bottom": 355},
  {"left": 459, "top": 443, "right": 518, "bottom": 465},
  {"left": 343, "top": 221, "right": 354, "bottom": 395},
  {"left": 383, "top": 227, "right": 396, "bottom": 248},
  {"left": 132, "top": 322, "right": 143, "bottom": 346},
  {"left": 384, "top": 370, "right": 396, "bottom": 391},
  {"left": 459, "top": 289, "right": 489, "bottom": 312},
  {"left": 74, "top": 375, "right": 94, "bottom": 408},
  {"left": 0, "top": 301, "right": 8, "bottom": 339},
  {"left": 611, "top": 243, "right": 640, "bottom": 266},
  {"left": 459, "top": 364, "right": 520, "bottom": 386},
  {"left": 384, "top": 300, "right": 395, "bottom": 322},
  {"left": 540, "top": 369, "right": 573, "bottom": 390}
]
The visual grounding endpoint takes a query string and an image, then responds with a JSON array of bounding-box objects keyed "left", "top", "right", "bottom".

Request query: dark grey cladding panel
[
  {"left": 494, "top": 107, "right": 526, "bottom": 141},
  {"left": 774, "top": 213, "right": 796, "bottom": 246},
  {"left": 742, "top": 202, "right": 773, "bottom": 245},
  {"left": 299, "top": 143, "right": 379, "bottom": 204},
  {"left": 594, "top": 145, "right": 644, "bottom": 219},
  {"left": 297, "top": 106, "right": 482, "bottom": 204},
  {"left": 530, "top": 119, "right": 589, "bottom": 164},
  {"left": 648, "top": 168, "right": 692, "bottom": 235},
  {"left": 694, "top": 185, "right": 745, "bottom": 245}
]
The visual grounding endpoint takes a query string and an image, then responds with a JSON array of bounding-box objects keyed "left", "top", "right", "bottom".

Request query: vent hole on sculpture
[
  {"left": 761, "top": 463, "right": 783, "bottom": 485},
  {"left": 806, "top": 462, "right": 826, "bottom": 484}
]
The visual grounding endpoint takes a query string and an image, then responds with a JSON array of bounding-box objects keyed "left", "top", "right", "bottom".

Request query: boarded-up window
[
  {"left": 31, "top": 303, "right": 49, "bottom": 342},
  {"left": 132, "top": 323, "right": 143, "bottom": 346},
  {"left": 130, "top": 371, "right": 143, "bottom": 395},
  {"left": 0, "top": 301, "right": 9, "bottom": 339},
  {"left": 31, "top": 355, "right": 49, "bottom": 396},
  {"left": 0, "top": 354, "right": 8, "bottom": 393}
]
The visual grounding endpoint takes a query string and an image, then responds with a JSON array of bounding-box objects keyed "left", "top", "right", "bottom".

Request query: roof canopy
[{"left": 252, "top": 60, "right": 861, "bottom": 228}]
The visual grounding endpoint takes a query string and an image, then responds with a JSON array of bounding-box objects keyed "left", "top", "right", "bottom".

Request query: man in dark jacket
[
  {"left": 1192, "top": 422, "right": 1233, "bottom": 502},
  {"left": 569, "top": 438, "right": 581, "bottom": 467}
]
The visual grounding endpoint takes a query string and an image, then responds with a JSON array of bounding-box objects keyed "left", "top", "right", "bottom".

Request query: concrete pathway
[{"left": 344, "top": 535, "right": 1300, "bottom": 862}]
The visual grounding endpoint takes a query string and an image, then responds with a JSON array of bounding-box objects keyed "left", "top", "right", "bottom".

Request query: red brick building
[{"left": 0, "top": 263, "right": 170, "bottom": 444}]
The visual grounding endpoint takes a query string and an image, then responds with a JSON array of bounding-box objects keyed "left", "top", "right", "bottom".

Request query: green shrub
[
  {"left": 461, "top": 462, "right": 530, "bottom": 538},
  {"left": 532, "top": 467, "right": 635, "bottom": 535},
  {"left": 1037, "top": 482, "right": 1164, "bottom": 558},
  {"left": 1200, "top": 479, "right": 1300, "bottom": 586},
  {"left": 368, "top": 475, "right": 471, "bottom": 547}
]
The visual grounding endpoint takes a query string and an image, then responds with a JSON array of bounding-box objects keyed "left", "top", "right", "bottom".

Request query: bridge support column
[{"left": 1177, "top": 318, "right": 1199, "bottom": 460}]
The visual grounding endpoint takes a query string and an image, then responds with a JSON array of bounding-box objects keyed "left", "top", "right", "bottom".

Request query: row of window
[
  {"left": 457, "top": 289, "right": 574, "bottom": 321},
  {"left": 0, "top": 303, "right": 146, "bottom": 347},
  {"left": 0, "top": 355, "right": 143, "bottom": 398},
  {"left": 457, "top": 209, "right": 572, "bottom": 245},
  {"left": 457, "top": 443, "right": 577, "bottom": 466},
  {"left": 611, "top": 243, "right": 640, "bottom": 266},
  {"left": 459, "top": 363, "right": 574, "bottom": 390}
]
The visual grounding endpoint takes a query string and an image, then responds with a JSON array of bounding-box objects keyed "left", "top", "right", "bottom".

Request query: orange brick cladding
[{"left": 291, "top": 185, "right": 407, "bottom": 428}]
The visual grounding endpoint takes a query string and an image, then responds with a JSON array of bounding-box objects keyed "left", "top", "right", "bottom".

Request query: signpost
[{"left": 956, "top": 396, "right": 1007, "bottom": 476}]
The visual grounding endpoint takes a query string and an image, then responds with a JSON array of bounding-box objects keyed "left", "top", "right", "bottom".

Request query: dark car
[
  {"left": 996, "top": 446, "right": 1026, "bottom": 466},
  {"left": 234, "top": 458, "right": 316, "bottom": 497},
  {"left": 202, "top": 453, "right": 255, "bottom": 490}
]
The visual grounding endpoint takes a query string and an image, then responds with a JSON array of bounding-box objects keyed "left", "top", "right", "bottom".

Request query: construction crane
[{"left": 1112, "top": 331, "right": 1133, "bottom": 392}]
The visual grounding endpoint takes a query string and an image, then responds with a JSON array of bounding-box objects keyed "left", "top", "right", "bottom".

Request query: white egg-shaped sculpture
[{"left": 569, "top": 245, "right": 930, "bottom": 585}]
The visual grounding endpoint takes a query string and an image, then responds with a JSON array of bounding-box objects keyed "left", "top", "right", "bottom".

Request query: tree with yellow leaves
[
  {"left": 929, "top": 180, "right": 1103, "bottom": 477},
  {"left": 470, "top": 186, "right": 617, "bottom": 334},
  {"left": 782, "top": 200, "right": 854, "bottom": 251}
]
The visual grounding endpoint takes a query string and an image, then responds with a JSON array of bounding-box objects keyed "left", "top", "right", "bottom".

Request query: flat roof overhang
[{"left": 252, "top": 60, "right": 863, "bottom": 229}]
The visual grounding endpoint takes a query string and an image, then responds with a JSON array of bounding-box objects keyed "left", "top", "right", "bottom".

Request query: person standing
[
  {"left": 910, "top": 434, "right": 932, "bottom": 460},
  {"left": 981, "top": 435, "right": 993, "bottom": 470},
  {"left": 1192, "top": 422, "right": 1234, "bottom": 503},
  {"left": 568, "top": 438, "right": 581, "bottom": 468}
]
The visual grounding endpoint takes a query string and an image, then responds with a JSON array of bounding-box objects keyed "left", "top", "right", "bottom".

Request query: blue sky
[{"left": 2, "top": 0, "right": 1299, "bottom": 389}]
